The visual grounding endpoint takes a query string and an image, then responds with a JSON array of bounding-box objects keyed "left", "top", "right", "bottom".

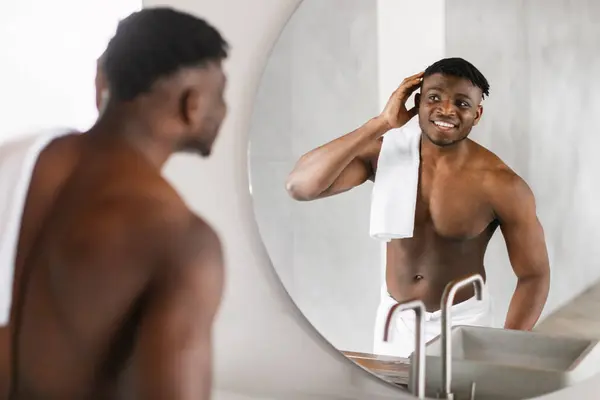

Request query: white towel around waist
[
  {"left": 0, "top": 127, "right": 75, "bottom": 326},
  {"left": 369, "top": 115, "right": 422, "bottom": 242},
  {"left": 373, "top": 285, "right": 495, "bottom": 358}
]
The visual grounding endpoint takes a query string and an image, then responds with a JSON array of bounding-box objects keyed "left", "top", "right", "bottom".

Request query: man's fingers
[
  {"left": 388, "top": 72, "right": 424, "bottom": 105},
  {"left": 411, "top": 71, "right": 425, "bottom": 83},
  {"left": 397, "top": 79, "right": 422, "bottom": 100},
  {"left": 402, "top": 71, "right": 424, "bottom": 83},
  {"left": 398, "top": 75, "right": 423, "bottom": 92}
]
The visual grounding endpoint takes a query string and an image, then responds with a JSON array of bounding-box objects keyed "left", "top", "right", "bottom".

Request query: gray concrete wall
[
  {"left": 248, "top": 0, "right": 380, "bottom": 353},
  {"left": 445, "top": 0, "right": 600, "bottom": 324}
]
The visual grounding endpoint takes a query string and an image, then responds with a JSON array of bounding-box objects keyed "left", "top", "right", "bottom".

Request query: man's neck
[
  {"left": 90, "top": 107, "right": 174, "bottom": 169},
  {"left": 420, "top": 135, "right": 470, "bottom": 168}
]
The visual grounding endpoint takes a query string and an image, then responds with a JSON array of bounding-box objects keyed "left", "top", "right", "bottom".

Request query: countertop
[{"left": 342, "top": 351, "right": 410, "bottom": 387}]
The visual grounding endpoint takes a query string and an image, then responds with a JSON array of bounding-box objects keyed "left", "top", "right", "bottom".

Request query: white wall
[{"left": 0, "top": 0, "right": 140, "bottom": 141}]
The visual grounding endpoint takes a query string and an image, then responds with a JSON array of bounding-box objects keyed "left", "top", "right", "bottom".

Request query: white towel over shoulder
[
  {"left": 369, "top": 116, "right": 421, "bottom": 241},
  {"left": 0, "top": 128, "right": 74, "bottom": 326}
]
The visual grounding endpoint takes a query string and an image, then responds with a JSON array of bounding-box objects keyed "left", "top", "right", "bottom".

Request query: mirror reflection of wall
[
  {"left": 249, "top": 0, "right": 381, "bottom": 353},
  {"left": 249, "top": 0, "right": 600, "bottom": 396},
  {"left": 446, "top": 0, "right": 600, "bottom": 321}
]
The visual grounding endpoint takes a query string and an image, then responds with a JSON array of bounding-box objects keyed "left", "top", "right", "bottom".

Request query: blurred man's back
[{"left": 2, "top": 8, "right": 229, "bottom": 399}]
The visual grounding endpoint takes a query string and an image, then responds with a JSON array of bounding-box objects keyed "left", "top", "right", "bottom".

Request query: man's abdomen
[{"left": 384, "top": 222, "right": 496, "bottom": 311}]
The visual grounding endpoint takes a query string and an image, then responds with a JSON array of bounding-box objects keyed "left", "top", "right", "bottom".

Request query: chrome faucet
[
  {"left": 383, "top": 299, "right": 426, "bottom": 399},
  {"left": 439, "top": 274, "right": 484, "bottom": 400}
]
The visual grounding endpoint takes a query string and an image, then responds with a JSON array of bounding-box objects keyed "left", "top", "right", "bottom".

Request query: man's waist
[
  {"left": 384, "top": 267, "right": 487, "bottom": 308},
  {"left": 384, "top": 285, "right": 492, "bottom": 322}
]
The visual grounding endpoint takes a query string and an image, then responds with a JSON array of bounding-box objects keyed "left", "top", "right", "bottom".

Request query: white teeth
[{"left": 434, "top": 121, "right": 455, "bottom": 128}]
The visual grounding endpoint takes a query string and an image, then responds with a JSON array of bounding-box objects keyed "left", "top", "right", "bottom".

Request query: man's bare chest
[{"left": 414, "top": 166, "right": 496, "bottom": 239}]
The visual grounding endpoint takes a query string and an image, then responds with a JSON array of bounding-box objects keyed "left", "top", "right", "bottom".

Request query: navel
[{"left": 413, "top": 274, "right": 425, "bottom": 282}]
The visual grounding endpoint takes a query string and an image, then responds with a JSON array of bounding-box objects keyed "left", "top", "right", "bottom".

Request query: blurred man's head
[{"left": 99, "top": 7, "right": 229, "bottom": 157}]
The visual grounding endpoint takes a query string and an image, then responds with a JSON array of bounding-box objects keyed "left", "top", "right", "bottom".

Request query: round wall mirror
[{"left": 248, "top": 0, "right": 600, "bottom": 398}]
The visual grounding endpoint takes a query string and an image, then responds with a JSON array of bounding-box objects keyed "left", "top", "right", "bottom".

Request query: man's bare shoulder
[
  {"left": 74, "top": 170, "right": 190, "bottom": 243},
  {"left": 487, "top": 168, "right": 534, "bottom": 209},
  {"left": 127, "top": 180, "right": 217, "bottom": 244},
  {"left": 468, "top": 141, "right": 518, "bottom": 181},
  {"left": 110, "top": 182, "right": 222, "bottom": 279},
  {"left": 130, "top": 181, "right": 222, "bottom": 265},
  {"left": 468, "top": 141, "right": 536, "bottom": 214},
  {"left": 96, "top": 174, "right": 187, "bottom": 225}
]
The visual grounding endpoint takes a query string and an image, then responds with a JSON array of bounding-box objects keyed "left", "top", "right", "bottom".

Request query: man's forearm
[
  {"left": 504, "top": 274, "right": 550, "bottom": 331},
  {"left": 285, "top": 117, "right": 388, "bottom": 200}
]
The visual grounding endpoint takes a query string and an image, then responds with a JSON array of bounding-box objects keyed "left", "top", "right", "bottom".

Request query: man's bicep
[
  {"left": 494, "top": 177, "right": 549, "bottom": 278},
  {"left": 132, "top": 226, "right": 224, "bottom": 400},
  {"left": 320, "top": 139, "right": 381, "bottom": 198},
  {"left": 319, "top": 158, "right": 372, "bottom": 198},
  {"left": 501, "top": 214, "right": 548, "bottom": 278}
]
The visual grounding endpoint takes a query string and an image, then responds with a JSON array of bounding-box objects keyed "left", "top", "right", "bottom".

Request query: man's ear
[
  {"left": 98, "top": 90, "right": 110, "bottom": 115},
  {"left": 414, "top": 93, "right": 421, "bottom": 109},
  {"left": 180, "top": 88, "right": 206, "bottom": 129},
  {"left": 473, "top": 105, "right": 484, "bottom": 126},
  {"left": 95, "top": 62, "right": 108, "bottom": 111},
  {"left": 180, "top": 89, "right": 195, "bottom": 124}
]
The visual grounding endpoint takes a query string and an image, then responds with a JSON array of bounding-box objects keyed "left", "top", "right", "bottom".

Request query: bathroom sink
[{"left": 410, "top": 326, "right": 600, "bottom": 399}]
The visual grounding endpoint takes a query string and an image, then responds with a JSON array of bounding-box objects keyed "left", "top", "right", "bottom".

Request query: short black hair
[
  {"left": 102, "top": 7, "right": 229, "bottom": 101},
  {"left": 424, "top": 57, "right": 490, "bottom": 99}
]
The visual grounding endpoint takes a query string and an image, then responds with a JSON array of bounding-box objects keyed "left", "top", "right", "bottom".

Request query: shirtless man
[
  {"left": 3, "top": 8, "right": 228, "bottom": 399},
  {"left": 286, "top": 58, "right": 550, "bottom": 356}
]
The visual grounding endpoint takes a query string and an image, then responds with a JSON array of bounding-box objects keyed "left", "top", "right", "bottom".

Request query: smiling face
[{"left": 417, "top": 73, "right": 484, "bottom": 147}]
